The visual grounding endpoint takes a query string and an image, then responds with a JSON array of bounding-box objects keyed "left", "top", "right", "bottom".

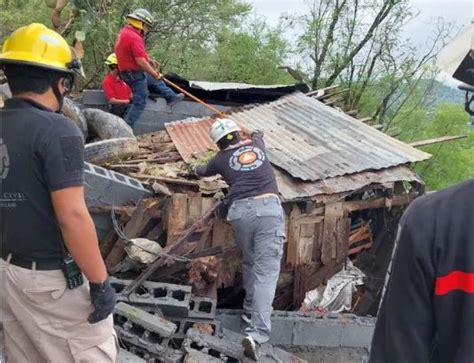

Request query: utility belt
[
  {"left": 1, "top": 252, "right": 62, "bottom": 270},
  {"left": 2, "top": 252, "right": 84, "bottom": 289}
]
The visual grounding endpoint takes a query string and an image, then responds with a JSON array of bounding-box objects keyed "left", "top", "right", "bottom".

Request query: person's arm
[
  {"left": 136, "top": 57, "right": 161, "bottom": 79},
  {"left": 369, "top": 202, "right": 436, "bottom": 362},
  {"left": 108, "top": 97, "right": 130, "bottom": 105},
  {"left": 130, "top": 37, "right": 161, "bottom": 79},
  {"left": 195, "top": 157, "right": 219, "bottom": 177},
  {"left": 51, "top": 187, "right": 107, "bottom": 283},
  {"left": 40, "top": 118, "right": 115, "bottom": 323}
]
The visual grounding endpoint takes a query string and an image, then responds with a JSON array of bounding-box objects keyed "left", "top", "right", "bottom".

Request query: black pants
[{"left": 107, "top": 104, "right": 130, "bottom": 119}]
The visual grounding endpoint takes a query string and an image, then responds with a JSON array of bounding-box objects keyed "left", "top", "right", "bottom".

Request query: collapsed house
[
  {"left": 90, "top": 89, "right": 430, "bottom": 316},
  {"left": 0, "top": 79, "right": 432, "bottom": 362}
]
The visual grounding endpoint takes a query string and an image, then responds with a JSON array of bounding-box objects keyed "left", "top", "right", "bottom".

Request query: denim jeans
[
  {"left": 120, "top": 71, "right": 148, "bottom": 126},
  {"left": 145, "top": 73, "right": 177, "bottom": 102},
  {"left": 226, "top": 195, "right": 285, "bottom": 344}
]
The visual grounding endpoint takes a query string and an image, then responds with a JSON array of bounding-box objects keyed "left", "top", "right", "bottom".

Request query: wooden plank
[
  {"left": 312, "top": 222, "right": 324, "bottom": 262},
  {"left": 187, "top": 195, "right": 203, "bottom": 224},
  {"left": 409, "top": 135, "right": 466, "bottom": 148},
  {"left": 297, "top": 223, "right": 315, "bottom": 264},
  {"left": 130, "top": 173, "right": 199, "bottom": 187},
  {"left": 286, "top": 205, "right": 302, "bottom": 266},
  {"left": 201, "top": 197, "right": 215, "bottom": 215},
  {"left": 293, "top": 263, "right": 318, "bottom": 308},
  {"left": 123, "top": 201, "right": 222, "bottom": 296},
  {"left": 321, "top": 202, "right": 344, "bottom": 265},
  {"left": 166, "top": 194, "right": 189, "bottom": 246},
  {"left": 211, "top": 218, "right": 235, "bottom": 249},
  {"left": 344, "top": 193, "right": 417, "bottom": 213},
  {"left": 336, "top": 217, "right": 350, "bottom": 263},
  {"left": 105, "top": 198, "right": 163, "bottom": 270}
]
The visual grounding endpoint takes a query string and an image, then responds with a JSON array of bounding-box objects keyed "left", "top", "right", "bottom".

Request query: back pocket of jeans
[
  {"left": 226, "top": 205, "right": 242, "bottom": 221},
  {"left": 256, "top": 206, "right": 282, "bottom": 219}
]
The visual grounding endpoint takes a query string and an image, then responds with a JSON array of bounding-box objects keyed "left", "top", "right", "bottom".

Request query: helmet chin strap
[
  {"left": 52, "top": 74, "right": 73, "bottom": 113},
  {"left": 52, "top": 81, "right": 65, "bottom": 113}
]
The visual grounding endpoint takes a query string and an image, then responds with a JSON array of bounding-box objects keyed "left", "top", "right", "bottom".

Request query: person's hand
[
  {"left": 88, "top": 278, "right": 117, "bottom": 324},
  {"left": 154, "top": 71, "right": 162, "bottom": 80},
  {"left": 150, "top": 58, "right": 160, "bottom": 68}
]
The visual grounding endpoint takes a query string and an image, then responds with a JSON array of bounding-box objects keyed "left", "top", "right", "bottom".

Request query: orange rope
[{"left": 162, "top": 77, "right": 225, "bottom": 117}]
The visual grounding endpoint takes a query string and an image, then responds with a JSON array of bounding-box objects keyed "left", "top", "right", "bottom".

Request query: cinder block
[
  {"left": 117, "top": 348, "right": 146, "bottom": 363},
  {"left": 188, "top": 297, "right": 216, "bottom": 320},
  {"left": 184, "top": 348, "right": 226, "bottom": 363},
  {"left": 269, "top": 315, "right": 295, "bottom": 345},
  {"left": 293, "top": 318, "right": 343, "bottom": 347},
  {"left": 114, "top": 302, "right": 177, "bottom": 338},
  {"left": 111, "top": 278, "right": 192, "bottom": 318},
  {"left": 340, "top": 317, "right": 375, "bottom": 348},
  {"left": 171, "top": 317, "right": 221, "bottom": 339},
  {"left": 84, "top": 162, "right": 152, "bottom": 208},
  {"left": 81, "top": 89, "right": 108, "bottom": 105}
]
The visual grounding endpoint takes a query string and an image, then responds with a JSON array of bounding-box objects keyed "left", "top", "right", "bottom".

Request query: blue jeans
[
  {"left": 120, "top": 71, "right": 148, "bottom": 126},
  {"left": 145, "top": 73, "right": 176, "bottom": 102}
]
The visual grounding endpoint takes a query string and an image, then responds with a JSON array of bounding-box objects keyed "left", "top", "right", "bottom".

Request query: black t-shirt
[
  {"left": 0, "top": 98, "right": 84, "bottom": 262},
  {"left": 195, "top": 132, "right": 279, "bottom": 204}
]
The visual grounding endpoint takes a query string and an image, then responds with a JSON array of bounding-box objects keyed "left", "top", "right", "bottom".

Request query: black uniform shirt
[
  {"left": 370, "top": 180, "right": 474, "bottom": 363},
  {"left": 0, "top": 98, "right": 84, "bottom": 262},
  {"left": 195, "top": 132, "right": 279, "bottom": 204}
]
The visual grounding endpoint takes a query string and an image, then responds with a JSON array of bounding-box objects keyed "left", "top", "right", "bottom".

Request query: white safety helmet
[{"left": 209, "top": 118, "right": 241, "bottom": 144}]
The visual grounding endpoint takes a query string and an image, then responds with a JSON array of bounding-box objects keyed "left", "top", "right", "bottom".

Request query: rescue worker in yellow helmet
[
  {"left": 102, "top": 53, "right": 132, "bottom": 118},
  {"left": 114, "top": 8, "right": 184, "bottom": 127},
  {"left": 0, "top": 23, "right": 117, "bottom": 362}
]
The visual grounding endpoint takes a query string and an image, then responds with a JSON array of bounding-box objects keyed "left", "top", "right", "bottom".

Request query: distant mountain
[{"left": 425, "top": 80, "right": 464, "bottom": 111}]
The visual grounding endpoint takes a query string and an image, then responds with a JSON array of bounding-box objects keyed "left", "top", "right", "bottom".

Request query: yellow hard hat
[
  {"left": 0, "top": 23, "right": 82, "bottom": 75},
  {"left": 126, "top": 8, "right": 154, "bottom": 30},
  {"left": 105, "top": 53, "right": 118, "bottom": 66}
]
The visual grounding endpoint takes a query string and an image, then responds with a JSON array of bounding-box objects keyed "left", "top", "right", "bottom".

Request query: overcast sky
[
  {"left": 248, "top": 0, "right": 472, "bottom": 44},
  {"left": 248, "top": 0, "right": 472, "bottom": 28}
]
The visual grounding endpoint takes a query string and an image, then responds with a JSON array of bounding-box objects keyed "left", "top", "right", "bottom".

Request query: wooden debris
[
  {"left": 105, "top": 198, "right": 164, "bottom": 271},
  {"left": 409, "top": 135, "right": 467, "bottom": 148},
  {"left": 122, "top": 201, "right": 221, "bottom": 296}
]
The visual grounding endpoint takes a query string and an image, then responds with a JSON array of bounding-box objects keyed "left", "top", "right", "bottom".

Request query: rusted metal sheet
[
  {"left": 165, "top": 118, "right": 217, "bottom": 162},
  {"left": 276, "top": 166, "right": 422, "bottom": 201},
  {"left": 166, "top": 92, "right": 431, "bottom": 181}
]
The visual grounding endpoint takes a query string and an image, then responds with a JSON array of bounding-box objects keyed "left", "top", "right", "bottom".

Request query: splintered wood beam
[
  {"left": 130, "top": 173, "right": 199, "bottom": 187},
  {"left": 344, "top": 193, "right": 418, "bottom": 213},
  {"left": 122, "top": 201, "right": 222, "bottom": 296},
  {"left": 409, "top": 135, "right": 467, "bottom": 148}
]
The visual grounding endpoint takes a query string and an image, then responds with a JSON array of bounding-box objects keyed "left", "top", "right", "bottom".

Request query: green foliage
[{"left": 411, "top": 104, "right": 474, "bottom": 190}]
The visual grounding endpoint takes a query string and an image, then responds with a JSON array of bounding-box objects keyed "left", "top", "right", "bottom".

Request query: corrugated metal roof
[
  {"left": 189, "top": 80, "right": 292, "bottom": 91},
  {"left": 165, "top": 92, "right": 431, "bottom": 181},
  {"left": 165, "top": 117, "right": 218, "bottom": 162},
  {"left": 275, "top": 166, "right": 422, "bottom": 201}
]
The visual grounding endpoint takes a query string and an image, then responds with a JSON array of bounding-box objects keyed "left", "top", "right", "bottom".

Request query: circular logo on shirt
[
  {"left": 0, "top": 138, "right": 10, "bottom": 180},
  {"left": 229, "top": 145, "right": 265, "bottom": 171}
]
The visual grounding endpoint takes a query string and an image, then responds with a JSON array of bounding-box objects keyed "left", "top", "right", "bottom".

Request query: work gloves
[{"left": 88, "top": 278, "right": 117, "bottom": 324}]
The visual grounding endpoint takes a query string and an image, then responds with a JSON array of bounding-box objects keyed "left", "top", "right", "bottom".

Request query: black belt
[{"left": 1, "top": 253, "right": 62, "bottom": 271}]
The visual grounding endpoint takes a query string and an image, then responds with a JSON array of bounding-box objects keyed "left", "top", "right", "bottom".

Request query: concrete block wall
[{"left": 215, "top": 310, "right": 375, "bottom": 349}]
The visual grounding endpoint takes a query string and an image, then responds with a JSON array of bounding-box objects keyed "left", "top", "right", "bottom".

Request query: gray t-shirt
[{"left": 195, "top": 132, "right": 279, "bottom": 204}]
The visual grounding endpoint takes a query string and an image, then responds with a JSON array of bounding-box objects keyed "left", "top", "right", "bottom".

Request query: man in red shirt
[
  {"left": 114, "top": 8, "right": 184, "bottom": 126},
  {"left": 102, "top": 53, "right": 131, "bottom": 118}
]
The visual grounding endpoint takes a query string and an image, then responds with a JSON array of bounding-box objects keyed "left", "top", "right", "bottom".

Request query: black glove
[{"left": 88, "top": 278, "right": 117, "bottom": 324}]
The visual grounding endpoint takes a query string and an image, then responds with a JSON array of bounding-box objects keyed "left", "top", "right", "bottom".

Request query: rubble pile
[{"left": 111, "top": 281, "right": 306, "bottom": 363}]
